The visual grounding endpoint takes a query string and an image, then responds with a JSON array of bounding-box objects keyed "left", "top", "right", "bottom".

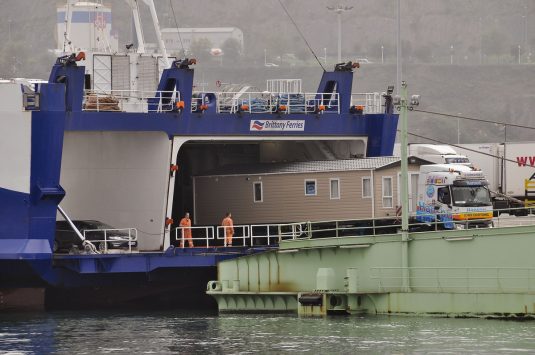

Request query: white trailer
[
  {"left": 394, "top": 144, "right": 470, "bottom": 165},
  {"left": 458, "top": 142, "right": 535, "bottom": 199},
  {"left": 456, "top": 143, "right": 501, "bottom": 193}
]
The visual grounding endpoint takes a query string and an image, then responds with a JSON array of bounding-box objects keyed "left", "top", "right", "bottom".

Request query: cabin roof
[{"left": 196, "top": 156, "right": 431, "bottom": 177}]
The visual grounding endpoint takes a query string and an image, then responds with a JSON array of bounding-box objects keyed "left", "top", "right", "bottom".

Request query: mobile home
[{"left": 193, "top": 157, "right": 431, "bottom": 225}]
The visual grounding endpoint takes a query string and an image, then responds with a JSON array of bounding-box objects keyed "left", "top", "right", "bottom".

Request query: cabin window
[
  {"left": 330, "top": 178, "right": 340, "bottom": 199},
  {"left": 382, "top": 177, "right": 393, "bottom": 208},
  {"left": 305, "top": 179, "right": 317, "bottom": 196},
  {"left": 253, "top": 181, "right": 263, "bottom": 203},
  {"left": 362, "top": 177, "right": 372, "bottom": 198}
]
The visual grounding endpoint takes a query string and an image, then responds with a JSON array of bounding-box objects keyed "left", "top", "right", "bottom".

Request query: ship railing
[
  {"left": 350, "top": 92, "right": 383, "bottom": 113},
  {"left": 191, "top": 96, "right": 204, "bottom": 112},
  {"left": 82, "top": 228, "right": 138, "bottom": 253},
  {"left": 174, "top": 226, "right": 215, "bottom": 248},
  {"left": 493, "top": 207, "right": 535, "bottom": 227},
  {"left": 83, "top": 90, "right": 180, "bottom": 113},
  {"left": 215, "top": 92, "right": 340, "bottom": 114},
  {"left": 216, "top": 225, "right": 251, "bottom": 247},
  {"left": 369, "top": 266, "right": 535, "bottom": 294},
  {"left": 250, "top": 223, "right": 307, "bottom": 246}
]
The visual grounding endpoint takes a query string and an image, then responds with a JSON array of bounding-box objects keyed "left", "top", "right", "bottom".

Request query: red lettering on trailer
[{"left": 515, "top": 156, "right": 535, "bottom": 167}]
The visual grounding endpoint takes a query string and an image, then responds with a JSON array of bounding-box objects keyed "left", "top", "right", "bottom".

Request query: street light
[
  {"left": 324, "top": 47, "right": 327, "bottom": 65},
  {"left": 518, "top": 45, "right": 521, "bottom": 65},
  {"left": 326, "top": 5, "right": 353, "bottom": 62},
  {"left": 450, "top": 45, "right": 454, "bottom": 65},
  {"left": 264, "top": 48, "right": 267, "bottom": 66},
  {"left": 393, "top": 81, "right": 420, "bottom": 293},
  {"left": 381, "top": 45, "right": 384, "bottom": 64}
]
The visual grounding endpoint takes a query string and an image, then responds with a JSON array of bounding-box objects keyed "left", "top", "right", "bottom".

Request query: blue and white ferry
[{"left": 0, "top": 0, "right": 398, "bottom": 310}]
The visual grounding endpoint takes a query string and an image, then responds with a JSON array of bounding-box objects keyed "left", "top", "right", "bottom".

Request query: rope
[
  {"left": 169, "top": 0, "right": 186, "bottom": 56},
  {"left": 277, "top": 0, "right": 326, "bottom": 71},
  {"left": 404, "top": 130, "right": 526, "bottom": 166},
  {"left": 413, "top": 109, "right": 535, "bottom": 131}
]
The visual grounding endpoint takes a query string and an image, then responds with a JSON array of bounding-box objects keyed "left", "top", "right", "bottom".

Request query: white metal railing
[
  {"left": 351, "top": 92, "right": 382, "bottom": 113},
  {"left": 215, "top": 92, "right": 340, "bottom": 114},
  {"left": 83, "top": 90, "right": 181, "bottom": 113},
  {"left": 216, "top": 225, "right": 251, "bottom": 246},
  {"left": 369, "top": 266, "right": 535, "bottom": 294},
  {"left": 174, "top": 226, "right": 214, "bottom": 248},
  {"left": 266, "top": 79, "right": 302, "bottom": 94},
  {"left": 82, "top": 228, "right": 138, "bottom": 253},
  {"left": 165, "top": 207, "right": 535, "bottom": 249},
  {"left": 191, "top": 95, "right": 204, "bottom": 112},
  {"left": 250, "top": 223, "right": 307, "bottom": 245}
]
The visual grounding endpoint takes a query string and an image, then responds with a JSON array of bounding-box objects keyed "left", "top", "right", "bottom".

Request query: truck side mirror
[{"left": 434, "top": 205, "right": 441, "bottom": 211}]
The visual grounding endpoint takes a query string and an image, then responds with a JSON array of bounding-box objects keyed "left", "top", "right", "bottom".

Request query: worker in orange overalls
[
  {"left": 179, "top": 212, "right": 194, "bottom": 248},
  {"left": 222, "top": 212, "right": 234, "bottom": 247}
]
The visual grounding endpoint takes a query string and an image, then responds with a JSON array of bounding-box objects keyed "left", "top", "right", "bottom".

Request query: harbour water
[{"left": 1, "top": 311, "right": 535, "bottom": 354}]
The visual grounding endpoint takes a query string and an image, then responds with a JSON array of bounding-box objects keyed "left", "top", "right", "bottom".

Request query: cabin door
[{"left": 397, "top": 173, "right": 419, "bottom": 213}]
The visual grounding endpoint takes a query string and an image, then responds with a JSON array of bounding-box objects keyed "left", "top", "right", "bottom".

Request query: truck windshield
[
  {"left": 445, "top": 157, "right": 470, "bottom": 164},
  {"left": 451, "top": 186, "right": 492, "bottom": 207}
]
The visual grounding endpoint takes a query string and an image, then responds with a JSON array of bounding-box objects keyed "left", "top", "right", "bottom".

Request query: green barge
[{"left": 207, "top": 218, "right": 535, "bottom": 318}]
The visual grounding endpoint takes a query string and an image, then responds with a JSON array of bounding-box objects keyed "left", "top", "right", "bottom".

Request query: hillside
[{"left": 0, "top": 0, "right": 533, "bottom": 144}]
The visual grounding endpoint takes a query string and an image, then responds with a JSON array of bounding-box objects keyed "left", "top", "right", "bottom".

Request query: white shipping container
[
  {"left": 503, "top": 142, "right": 535, "bottom": 197},
  {"left": 456, "top": 143, "right": 500, "bottom": 193}
]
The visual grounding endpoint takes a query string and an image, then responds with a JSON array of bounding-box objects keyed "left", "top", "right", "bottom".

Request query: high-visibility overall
[
  {"left": 179, "top": 217, "right": 193, "bottom": 247},
  {"left": 222, "top": 216, "right": 234, "bottom": 246}
]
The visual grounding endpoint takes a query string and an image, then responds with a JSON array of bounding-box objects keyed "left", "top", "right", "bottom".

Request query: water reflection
[{"left": 1, "top": 311, "right": 534, "bottom": 354}]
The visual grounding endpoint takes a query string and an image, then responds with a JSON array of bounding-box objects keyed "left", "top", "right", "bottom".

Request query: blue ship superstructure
[{"left": 0, "top": 55, "right": 398, "bottom": 310}]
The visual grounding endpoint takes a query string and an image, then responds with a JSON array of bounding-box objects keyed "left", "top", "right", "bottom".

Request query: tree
[
  {"left": 413, "top": 45, "right": 433, "bottom": 63},
  {"left": 189, "top": 38, "right": 212, "bottom": 62},
  {"left": 221, "top": 38, "right": 242, "bottom": 62},
  {"left": 482, "top": 30, "right": 507, "bottom": 57}
]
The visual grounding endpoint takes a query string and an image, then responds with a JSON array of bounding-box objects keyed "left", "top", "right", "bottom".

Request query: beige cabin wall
[
  {"left": 373, "top": 165, "right": 421, "bottom": 218},
  {"left": 194, "top": 170, "right": 376, "bottom": 225}
]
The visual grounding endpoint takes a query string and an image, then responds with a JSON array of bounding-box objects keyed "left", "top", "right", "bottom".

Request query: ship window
[
  {"left": 305, "top": 179, "right": 317, "bottom": 196},
  {"left": 330, "top": 178, "right": 340, "bottom": 199},
  {"left": 382, "top": 177, "right": 393, "bottom": 208},
  {"left": 362, "top": 177, "right": 372, "bottom": 198},
  {"left": 253, "top": 181, "right": 263, "bottom": 203}
]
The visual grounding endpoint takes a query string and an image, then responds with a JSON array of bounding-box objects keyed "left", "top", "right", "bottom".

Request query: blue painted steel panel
[
  {"left": 0, "top": 239, "right": 52, "bottom": 259},
  {"left": 29, "top": 84, "right": 67, "bottom": 251},
  {"left": 0, "top": 188, "right": 30, "bottom": 239},
  {"left": 0, "top": 59, "right": 398, "bottom": 290}
]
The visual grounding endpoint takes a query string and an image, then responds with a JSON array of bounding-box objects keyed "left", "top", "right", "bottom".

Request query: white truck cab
[{"left": 416, "top": 164, "right": 493, "bottom": 229}]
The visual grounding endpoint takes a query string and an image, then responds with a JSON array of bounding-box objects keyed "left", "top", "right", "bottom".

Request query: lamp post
[
  {"left": 393, "top": 82, "right": 420, "bottom": 293},
  {"left": 396, "top": 0, "right": 401, "bottom": 93},
  {"left": 381, "top": 45, "right": 384, "bottom": 64},
  {"left": 479, "top": 17, "right": 483, "bottom": 65},
  {"left": 264, "top": 48, "right": 267, "bottom": 66},
  {"left": 327, "top": 5, "right": 353, "bottom": 62},
  {"left": 450, "top": 45, "right": 454, "bottom": 65},
  {"left": 324, "top": 47, "right": 327, "bottom": 65},
  {"left": 518, "top": 45, "right": 521, "bottom": 65}
]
